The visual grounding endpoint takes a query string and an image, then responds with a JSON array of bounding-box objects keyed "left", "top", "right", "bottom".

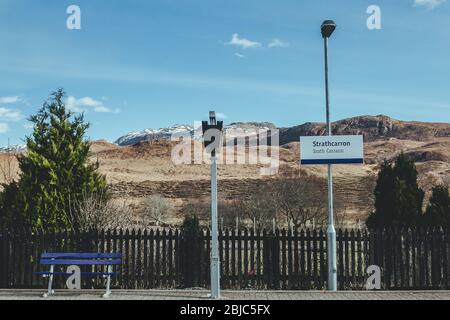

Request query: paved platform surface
[{"left": 1, "top": 289, "right": 449, "bottom": 300}]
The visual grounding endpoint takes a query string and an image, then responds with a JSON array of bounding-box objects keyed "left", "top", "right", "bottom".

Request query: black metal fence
[{"left": 0, "top": 227, "right": 448, "bottom": 290}]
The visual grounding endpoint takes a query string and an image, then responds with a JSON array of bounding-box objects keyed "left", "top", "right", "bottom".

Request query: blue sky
[{"left": 0, "top": 0, "right": 449, "bottom": 146}]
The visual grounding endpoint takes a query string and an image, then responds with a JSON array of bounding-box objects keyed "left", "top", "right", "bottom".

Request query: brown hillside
[
  {"left": 279, "top": 115, "right": 450, "bottom": 144},
  {"left": 1, "top": 115, "right": 449, "bottom": 227}
]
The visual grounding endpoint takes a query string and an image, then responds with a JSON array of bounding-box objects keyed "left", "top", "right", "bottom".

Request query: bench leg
[
  {"left": 103, "top": 265, "right": 112, "bottom": 298},
  {"left": 43, "top": 265, "right": 55, "bottom": 298}
]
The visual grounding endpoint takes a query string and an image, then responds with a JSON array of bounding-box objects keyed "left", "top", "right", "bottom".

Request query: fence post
[
  {"left": 271, "top": 230, "right": 280, "bottom": 289},
  {"left": 444, "top": 228, "right": 449, "bottom": 289},
  {"left": 0, "top": 228, "right": 5, "bottom": 288},
  {"left": 263, "top": 230, "right": 280, "bottom": 289},
  {"left": 337, "top": 229, "right": 343, "bottom": 290},
  {"left": 180, "top": 229, "right": 199, "bottom": 288}
]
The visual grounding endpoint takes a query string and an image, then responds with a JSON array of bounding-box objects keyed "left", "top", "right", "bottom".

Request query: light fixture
[{"left": 321, "top": 20, "right": 336, "bottom": 38}]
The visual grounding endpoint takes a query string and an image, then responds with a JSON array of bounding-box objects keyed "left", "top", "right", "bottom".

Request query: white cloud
[
  {"left": 0, "top": 107, "right": 23, "bottom": 121},
  {"left": 234, "top": 53, "right": 245, "bottom": 58},
  {"left": 66, "top": 96, "right": 120, "bottom": 114},
  {"left": 226, "top": 34, "right": 261, "bottom": 49},
  {"left": 413, "top": 0, "right": 446, "bottom": 9},
  {"left": 268, "top": 38, "right": 290, "bottom": 48},
  {"left": 0, "top": 123, "right": 9, "bottom": 133},
  {"left": 0, "top": 96, "right": 20, "bottom": 104}
]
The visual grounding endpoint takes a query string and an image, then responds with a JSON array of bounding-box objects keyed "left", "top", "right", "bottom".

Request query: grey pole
[
  {"left": 210, "top": 154, "right": 220, "bottom": 299},
  {"left": 202, "top": 111, "right": 222, "bottom": 299},
  {"left": 324, "top": 34, "right": 337, "bottom": 291}
]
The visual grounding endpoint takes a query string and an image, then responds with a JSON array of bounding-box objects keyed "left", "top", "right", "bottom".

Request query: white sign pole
[
  {"left": 299, "top": 134, "right": 364, "bottom": 291},
  {"left": 324, "top": 35, "right": 338, "bottom": 292}
]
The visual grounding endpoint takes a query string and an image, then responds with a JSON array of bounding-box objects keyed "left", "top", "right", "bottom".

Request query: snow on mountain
[
  {"left": 115, "top": 124, "right": 195, "bottom": 146},
  {"left": 115, "top": 122, "right": 277, "bottom": 146},
  {"left": 0, "top": 144, "right": 27, "bottom": 153}
]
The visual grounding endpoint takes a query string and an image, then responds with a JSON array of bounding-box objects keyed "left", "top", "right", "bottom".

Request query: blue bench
[{"left": 35, "top": 252, "right": 122, "bottom": 298}]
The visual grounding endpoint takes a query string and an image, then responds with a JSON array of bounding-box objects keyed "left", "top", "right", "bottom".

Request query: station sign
[{"left": 300, "top": 135, "right": 364, "bottom": 165}]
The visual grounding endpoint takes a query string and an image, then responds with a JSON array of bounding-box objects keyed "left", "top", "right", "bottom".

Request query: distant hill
[
  {"left": 114, "top": 115, "right": 450, "bottom": 147},
  {"left": 279, "top": 115, "right": 450, "bottom": 145},
  {"left": 115, "top": 124, "right": 194, "bottom": 146},
  {"left": 114, "top": 122, "right": 277, "bottom": 146}
]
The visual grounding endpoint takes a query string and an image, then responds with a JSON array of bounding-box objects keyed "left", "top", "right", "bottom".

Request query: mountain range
[
  {"left": 3, "top": 115, "right": 449, "bottom": 150},
  {"left": 114, "top": 122, "right": 277, "bottom": 146},
  {"left": 115, "top": 115, "right": 450, "bottom": 146}
]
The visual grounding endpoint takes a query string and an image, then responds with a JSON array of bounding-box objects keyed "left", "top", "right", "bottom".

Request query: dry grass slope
[{"left": 1, "top": 115, "right": 449, "bottom": 226}]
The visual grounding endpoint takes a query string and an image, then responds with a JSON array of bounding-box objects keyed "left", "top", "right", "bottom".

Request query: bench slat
[
  {"left": 40, "top": 259, "right": 122, "bottom": 265},
  {"left": 41, "top": 253, "right": 122, "bottom": 259}
]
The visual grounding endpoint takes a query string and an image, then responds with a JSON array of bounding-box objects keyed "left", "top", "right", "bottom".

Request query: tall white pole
[
  {"left": 324, "top": 36, "right": 337, "bottom": 291},
  {"left": 210, "top": 155, "right": 220, "bottom": 299}
]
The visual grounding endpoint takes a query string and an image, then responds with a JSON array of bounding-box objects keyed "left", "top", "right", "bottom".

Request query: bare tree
[
  {"left": 219, "top": 200, "right": 246, "bottom": 230},
  {"left": 272, "top": 168, "right": 327, "bottom": 229},
  {"left": 142, "top": 194, "right": 175, "bottom": 227},
  {"left": 334, "top": 191, "right": 352, "bottom": 229},
  {"left": 244, "top": 184, "right": 277, "bottom": 232},
  {"left": 0, "top": 142, "right": 19, "bottom": 185},
  {"left": 69, "top": 191, "right": 134, "bottom": 231},
  {"left": 182, "top": 198, "right": 246, "bottom": 230}
]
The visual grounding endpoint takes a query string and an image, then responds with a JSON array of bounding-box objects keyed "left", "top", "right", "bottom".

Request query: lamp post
[
  {"left": 202, "top": 111, "right": 223, "bottom": 299},
  {"left": 321, "top": 19, "right": 338, "bottom": 291}
]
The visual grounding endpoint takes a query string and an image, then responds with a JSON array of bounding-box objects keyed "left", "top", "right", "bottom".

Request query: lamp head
[{"left": 321, "top": 20, "right": 336, "bottom": 38}]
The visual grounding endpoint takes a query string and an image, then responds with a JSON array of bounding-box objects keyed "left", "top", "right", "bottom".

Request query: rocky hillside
[
  {"left": 279, "top": 115, "right": 450, "bottom": 145},
  {"left": 114, "top": 115, "right": 450, "bottom": 148}
]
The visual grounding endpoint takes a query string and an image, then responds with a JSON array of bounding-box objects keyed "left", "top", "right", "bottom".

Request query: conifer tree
[
  {"left": 366, "top": 153, "right": 424, "bottom": 228},
  {"left": 0, "top": 89, "right": 107, "bottom": 231},
  {"left": 366, "top": 161, "right": 396, "bottom": 227}
]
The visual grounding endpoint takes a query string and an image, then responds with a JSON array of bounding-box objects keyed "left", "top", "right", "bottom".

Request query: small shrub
[{"left": 142, "top": 194, "right": 174, "bottom": 227}]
